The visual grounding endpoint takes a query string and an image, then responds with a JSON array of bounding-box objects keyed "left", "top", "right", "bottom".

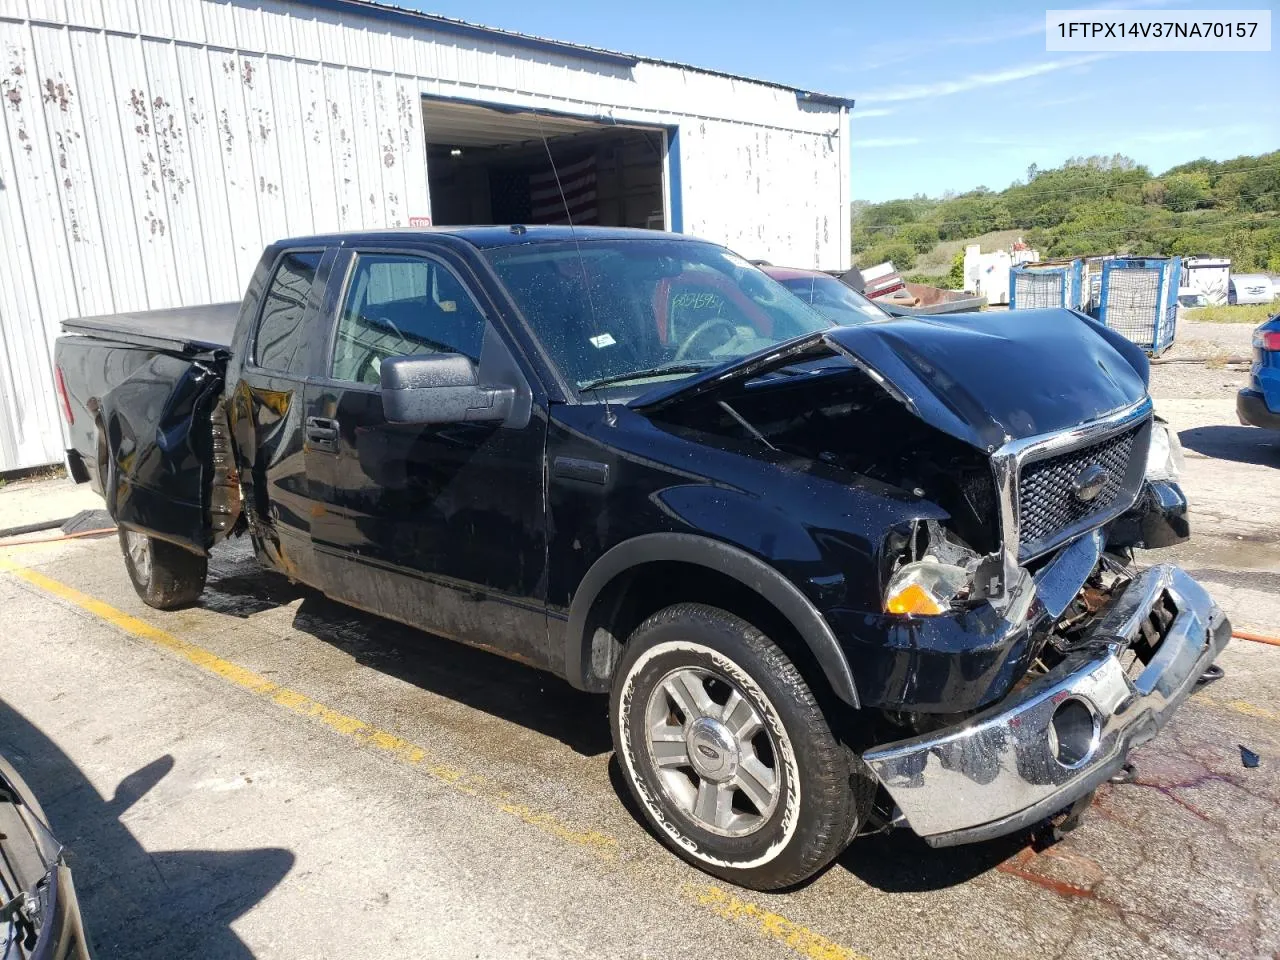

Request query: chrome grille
[{"left": 1017, "top": 426, "right": 1142, "bottom": 553}]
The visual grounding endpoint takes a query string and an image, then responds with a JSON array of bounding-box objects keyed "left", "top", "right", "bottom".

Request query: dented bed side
[{"left": 55, "top": 330, "right": 232, "bottom": 555}]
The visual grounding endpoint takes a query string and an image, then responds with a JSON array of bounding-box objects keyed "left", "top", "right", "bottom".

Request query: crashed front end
[
  {"left": 865, "top": 563, "right": 1229, "bottom": 846},
  {"left": 852, "top": 396, "right": 1228, "bottom": 847},
  {"left": 637, "top": 310, "right": 1228, "bottom": 846}
]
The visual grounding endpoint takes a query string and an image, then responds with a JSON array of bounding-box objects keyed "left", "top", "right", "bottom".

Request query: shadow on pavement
[
  {"left": 200, "top": 543, "right": 1041, "bottom": 894},
  {"left": 0, "top": 699, "right": 293, "bottom": 959},
  {"left": 837, "top": 827, "right": 1027, "bottom": 893},
  {"left": 1179, "top": 425, "right": 1280, "bottom": 467},
  {"left": 606, "top": 752, "right": 1029, "bottom": 894},
  {"left": 201, "top": 544, "right": 612, "bottom": 758}
]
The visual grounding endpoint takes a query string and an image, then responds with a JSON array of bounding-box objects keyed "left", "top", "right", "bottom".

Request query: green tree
[
  {"left": 850, "top": 150, "right": 1280, "bottom": 268},
  {"left": 931, "top": 193, "right": 1011, "bottom": 240},
  {"left": 1162, "top": 172, "right": 1210, "bottom": 213},
  {"left": 900, "top": 222, "right": 940, "bottom": 253},
  {"left": 946, "top": 250, "right": 966, "bottom": 290},
  {"left": 857, "top": 241, "right": 917, "bottom": 270}
]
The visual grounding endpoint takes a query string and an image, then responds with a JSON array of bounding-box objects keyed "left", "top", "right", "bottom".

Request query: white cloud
[
  {"left": 851, "top": 108, "right": 895, "bottom": 120},
  {"left": 932, "top": 0, "right": 1185, "bottom": 50},
  {"left": 853, "top": 0, "right": 1182, "bottom": 69},
  {"left": 857, "top": 54, "right": 1108, "bottom": 104},
  {"left": 853, "top": 137, "right": 922, "bottom": 148}
]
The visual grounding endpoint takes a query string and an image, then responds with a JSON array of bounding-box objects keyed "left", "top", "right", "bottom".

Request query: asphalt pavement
[{"left": 0, "top": 383, "right": 1276, "bottom": 959}]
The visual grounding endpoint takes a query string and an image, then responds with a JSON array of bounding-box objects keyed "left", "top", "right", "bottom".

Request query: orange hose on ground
[
  {"left": 1233, "top": 630, "right": 1280, "bottom": 647},
  {"left": 0, "top": 527, "right": 117, "bottom": 548}
]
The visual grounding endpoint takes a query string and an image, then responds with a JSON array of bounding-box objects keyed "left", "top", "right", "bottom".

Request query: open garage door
[{"left": 423, "top": 98, "right": 668, "bottom": 230}]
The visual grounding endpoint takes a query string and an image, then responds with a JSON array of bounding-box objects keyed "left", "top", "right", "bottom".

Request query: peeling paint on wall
[
  {"left": 219, "top": 108, "right": 233, "bottom": 152},
  {"left": 3, "top": 43, "right": 24, "bottom": 111},
  {"left": 0, "top": 0, "right": 843, "bottom": 471},
  {"left": 43, "top": 76, "right": 71, "bottom": 111}
]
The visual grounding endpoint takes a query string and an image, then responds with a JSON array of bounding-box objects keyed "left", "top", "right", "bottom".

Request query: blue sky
[{"left": 401, "top": 0, "right": 1279, "bottom": 202}]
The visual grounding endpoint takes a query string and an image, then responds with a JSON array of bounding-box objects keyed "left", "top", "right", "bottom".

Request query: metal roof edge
[
  {"left": 294, "top": 0, "right": 850, "bottom": 107},
  {"left": 297, "top": 0, "right": 638, "bottom": 65},
  {"left": 797, "top": 91, "right": 857, "bottom": 110}
]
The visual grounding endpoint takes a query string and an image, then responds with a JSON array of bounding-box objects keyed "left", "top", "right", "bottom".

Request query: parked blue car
[{"left": 1237, "top": 313, "right": 1280, "bottom": 430}]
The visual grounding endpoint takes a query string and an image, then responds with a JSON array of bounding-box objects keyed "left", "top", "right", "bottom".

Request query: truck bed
[{"left": 62, "top": 302, "right": 239, "bottom": 355}]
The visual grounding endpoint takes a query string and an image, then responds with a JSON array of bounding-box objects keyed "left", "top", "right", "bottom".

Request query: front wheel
[
  {"left": 610, "top": 603, "right": 868, "bottom": 890},
  {"left": 119, "top": 529, "right": 208, "bottom": 610}
]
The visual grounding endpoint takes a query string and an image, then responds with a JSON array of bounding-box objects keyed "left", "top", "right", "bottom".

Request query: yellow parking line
[
  {"left": 688, "top": 885, "right": 869, "bottom": 960},
  {"left": 0, "top": 557, "right": 869, "bottom": 960},
  {"left": 1194, "top": 690, "right": 1279, "bottom": 724},
  {"left": 0, "top": 558, "right": 614, "bottom": 853}
]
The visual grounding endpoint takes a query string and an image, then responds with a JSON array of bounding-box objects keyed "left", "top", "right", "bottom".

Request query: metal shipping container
[
  {"left": 1095, "top": 257, "right": 1181, "bottom": 355},
  {"left": 1009, "top": 260, "right": 1084, "bottom": 310}
]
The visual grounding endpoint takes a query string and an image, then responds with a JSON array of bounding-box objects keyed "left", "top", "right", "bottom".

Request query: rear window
[
  {"left": 780, "top": 275, "right": 889, "bottom": 325},
  {"left": 254, "top": 251, "right": 323, "bottom": 373}
]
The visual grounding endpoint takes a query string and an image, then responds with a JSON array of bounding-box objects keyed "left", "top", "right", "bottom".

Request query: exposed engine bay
[
  {"left": 651, "top": 359, "right": 1189, "bottom": 721},
  {"left": 654, "top": 364, "right": 1002, "bottom": 554}
]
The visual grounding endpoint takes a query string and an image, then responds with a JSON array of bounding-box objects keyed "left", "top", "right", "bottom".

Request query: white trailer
[
  {"left": 1229, "top": 274, "right": 1276, "bottom": 305},
  {"left": 1181, "top": 256, "right": 1232, "bottom": 306}
]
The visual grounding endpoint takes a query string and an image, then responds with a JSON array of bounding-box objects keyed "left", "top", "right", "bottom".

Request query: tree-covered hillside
[{"left": 852, "top": 151, "right": 1280, "bottom": 275}]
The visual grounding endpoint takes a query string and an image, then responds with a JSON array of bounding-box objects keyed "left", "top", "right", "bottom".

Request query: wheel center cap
[{"left": 686, "top": 717, "right": 739, "bottom": 782}]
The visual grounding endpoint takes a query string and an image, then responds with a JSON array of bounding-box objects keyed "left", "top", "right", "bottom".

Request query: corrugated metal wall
[{"left": 0, "top": 0, "right": 847, "bottom": 471}]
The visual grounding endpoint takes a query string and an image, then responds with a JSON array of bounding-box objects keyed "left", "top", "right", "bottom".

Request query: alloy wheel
[{"left": 643, "top": 666, "right": 781, "bottom": 837}]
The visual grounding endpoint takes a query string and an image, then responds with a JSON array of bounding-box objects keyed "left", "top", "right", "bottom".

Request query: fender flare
[{"left": 565, "top": 533, "right": 860, "bottom": 707}]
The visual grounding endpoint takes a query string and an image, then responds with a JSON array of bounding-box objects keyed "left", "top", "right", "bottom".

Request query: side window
[
  {"left": 254, "top": 251, "right": 324, "bottom": 374},
  {"left": 331, "top": 254, "right": 486, "bottom": 385}
]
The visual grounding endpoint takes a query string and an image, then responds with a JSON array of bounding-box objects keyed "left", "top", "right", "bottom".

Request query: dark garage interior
[{"left": 422, "top": 98, "right": 668, "bottom": 229}]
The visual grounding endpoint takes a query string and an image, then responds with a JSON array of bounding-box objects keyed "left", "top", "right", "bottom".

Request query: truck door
[
  {"left": 303, "top": 246, "right": 550, "bottom": 668},
  {"left": 231, "top": 246, "right": 334, "bottom": 587}
]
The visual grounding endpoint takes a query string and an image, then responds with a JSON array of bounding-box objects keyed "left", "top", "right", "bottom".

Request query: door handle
[{"left": 306, "top": 416, "right": 340, "bottom": 451}]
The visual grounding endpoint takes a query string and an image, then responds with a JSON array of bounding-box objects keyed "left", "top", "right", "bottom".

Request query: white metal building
[{"left": 0, "top": 0, "right": 853, "bottom": 471}]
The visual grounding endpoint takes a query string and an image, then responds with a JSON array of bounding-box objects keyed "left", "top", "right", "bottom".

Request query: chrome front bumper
[{"left": 862, "top": 564, "right": 1230, "bottom": 847}]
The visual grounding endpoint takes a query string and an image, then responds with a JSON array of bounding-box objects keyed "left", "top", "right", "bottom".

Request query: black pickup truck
[{"left": 54, "top": 226, "right": 1228, "bottom": 890}]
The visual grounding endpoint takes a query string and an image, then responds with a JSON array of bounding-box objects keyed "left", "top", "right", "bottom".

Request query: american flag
[{"left": 529, "top": 154, "right": 598, "bottom": 225}]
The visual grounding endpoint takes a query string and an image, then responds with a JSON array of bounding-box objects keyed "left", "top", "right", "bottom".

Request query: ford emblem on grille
[{"left": 1072, "top": 463, "right": 1111, "bottom": 502}]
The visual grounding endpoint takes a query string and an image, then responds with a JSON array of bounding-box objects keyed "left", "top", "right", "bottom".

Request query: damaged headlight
[
  {"left": 884, "top": 559, "right": 971, "bottom": 616},
  {"left": 1145, "top": 418, "right": 1184, "bottom": 482}
]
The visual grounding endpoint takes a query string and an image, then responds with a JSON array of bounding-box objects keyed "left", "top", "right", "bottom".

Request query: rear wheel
[
  {"left": 119, "top": 529, "right": 208, "bottom": 610},
  {"left": 610, "top": 602, "right": 868, "bottom": 890}
]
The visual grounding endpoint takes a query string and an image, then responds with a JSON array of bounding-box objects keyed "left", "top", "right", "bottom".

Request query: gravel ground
[
  {"left": 1167, "top": 319, "right": 1261, "bottom": 358},
  {"left": 1149, "top": 320, "right": 1256, "bottom": 400}
]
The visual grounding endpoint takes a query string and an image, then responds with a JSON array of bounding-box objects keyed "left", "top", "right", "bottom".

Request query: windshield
[
  {"left": 484, "top": 239, "right": 832, "bottom": 391},
  {"left": 779, "top": 274, "right": 889, "bottom": 325}
]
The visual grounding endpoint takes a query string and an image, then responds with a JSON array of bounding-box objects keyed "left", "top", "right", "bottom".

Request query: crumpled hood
[{"left": 633, "top": 308, "right": 1150, "bottom": 452}]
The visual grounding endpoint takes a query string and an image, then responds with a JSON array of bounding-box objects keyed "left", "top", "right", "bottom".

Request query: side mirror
[{"left": 379, "top": 354, "right": 515, "bottom": 425}]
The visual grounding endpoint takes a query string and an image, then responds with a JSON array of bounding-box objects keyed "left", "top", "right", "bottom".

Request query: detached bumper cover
[
  {"left": 862, "top": 564, "right": 1229, "bottom": 848},
  {"left": 1107, "top": 480, "right": 1189, "bottom": 551}
]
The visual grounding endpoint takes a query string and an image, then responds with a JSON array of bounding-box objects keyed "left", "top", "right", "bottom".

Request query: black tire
[
  {"left": 610, "top": 602, "right": 870, "bottom": 890},
  {"left": 119, "top": 529, "right": 208, "bottom": 610}
]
